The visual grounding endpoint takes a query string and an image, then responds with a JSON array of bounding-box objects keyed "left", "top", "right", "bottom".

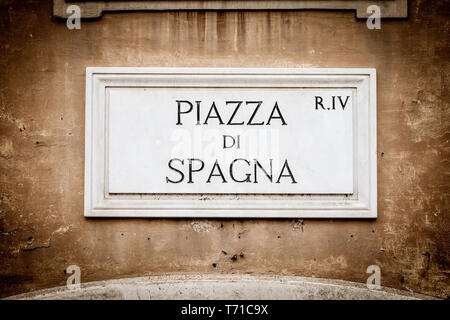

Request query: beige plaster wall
[{"left": 0, "top": 0, "right": 448, "bottom": 298}]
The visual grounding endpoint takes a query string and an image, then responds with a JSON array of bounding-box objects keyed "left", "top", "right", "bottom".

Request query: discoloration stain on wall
[
  {"left": 291, "top": 219, "right": 304, "bottom": 232},
  {"left": 0, "top": 137, "right": 14, "bottom": 159},
  {"left": 190, "top": 220, "right": 215, "bottom": 233}
]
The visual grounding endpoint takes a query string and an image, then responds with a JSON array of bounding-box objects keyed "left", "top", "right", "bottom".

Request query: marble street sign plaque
[{"left": 85, "top": 68, "right": 377, "bottom": 218}]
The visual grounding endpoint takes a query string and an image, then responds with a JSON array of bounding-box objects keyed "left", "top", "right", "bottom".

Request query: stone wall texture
[{"left": 0, "top": 0, "right": 448, "bottom": 298}]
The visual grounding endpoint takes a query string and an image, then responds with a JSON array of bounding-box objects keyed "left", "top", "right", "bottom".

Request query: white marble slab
[{"left": 108, "top": 87, "right": 354, "bottom": 194}]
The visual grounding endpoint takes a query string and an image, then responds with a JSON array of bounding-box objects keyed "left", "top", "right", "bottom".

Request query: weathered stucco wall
[{"left": 0, "top": 0, "right": 448, "bottom": 298}]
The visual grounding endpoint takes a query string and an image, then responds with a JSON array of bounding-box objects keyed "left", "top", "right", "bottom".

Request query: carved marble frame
[{"left": 85, "top": 68, "right": 377, "bottom": 218}]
